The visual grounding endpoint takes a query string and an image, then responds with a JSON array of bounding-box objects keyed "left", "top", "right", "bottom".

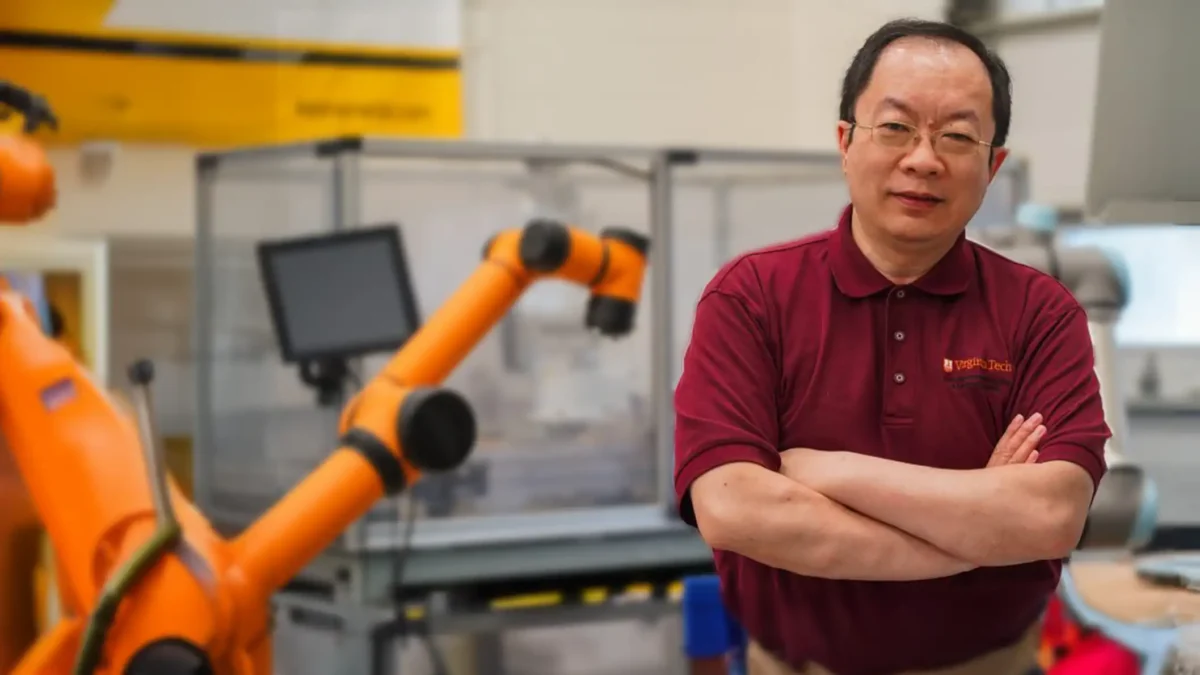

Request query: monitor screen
[{"left": 257, "top": 224, "right": 421, "bottom": 363}]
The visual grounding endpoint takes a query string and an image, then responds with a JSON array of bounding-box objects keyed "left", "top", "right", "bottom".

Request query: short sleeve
[
  {"left": 674, "top": 267, "right": 782, "bottom": 527},
  {"left": 1009, "top": 301, "right": 1111, "bottom": 490}
]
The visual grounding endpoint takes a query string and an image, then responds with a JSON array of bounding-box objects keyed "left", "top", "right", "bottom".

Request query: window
[
  {"left": 994, "top": 0, "right": 1102, "bottom": 17},
  {"left": 1059, "top": 225, "right": 1200, "bottom": 346}
]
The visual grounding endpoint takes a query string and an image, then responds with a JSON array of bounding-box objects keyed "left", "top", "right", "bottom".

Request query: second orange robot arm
[{"left": 229, "top": 220, "right": 651, "bottom": 595}]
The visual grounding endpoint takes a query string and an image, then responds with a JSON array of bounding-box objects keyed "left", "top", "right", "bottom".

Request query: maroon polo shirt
[{"left": 674, "top": 205, "right": 1109, "bottom": 675}]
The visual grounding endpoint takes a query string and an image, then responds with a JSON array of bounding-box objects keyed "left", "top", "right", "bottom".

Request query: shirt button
[
  {"left": 893, "top": 330, "right": 906, "bottom": 342},
  {"left": 895, "top": 289, "right": 907, "bottom": 299},
  {"left": 893, "top": 372, "right": 906, "bottom": 384}
]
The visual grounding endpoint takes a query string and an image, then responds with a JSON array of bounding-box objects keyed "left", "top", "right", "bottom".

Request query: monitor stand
[{"left": 298, "top": 357, "right": 350, "bottom": 407}]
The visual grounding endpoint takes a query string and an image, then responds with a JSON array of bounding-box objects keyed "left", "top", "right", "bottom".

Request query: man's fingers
[
  {"left": 1008, "top": 424, "right": 1045, "bottom": 464},
  {"left": 989, "top": 413, "right": 1044, "bottom": 468},
  {"left": 1006, "top": 413, "right": 1043, "bottom": 450},
  {"left": 988, "top": 415, "right": 1025, "bottom": 467},
  {"left": 1025, "top": 450, "right": 1040, "bottom": 464}
]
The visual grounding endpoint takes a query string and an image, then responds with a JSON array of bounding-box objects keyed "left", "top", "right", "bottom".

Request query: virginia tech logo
[
  {"left": 943, "top": 357, "right": 1013, "bottom": 374},
  {"left": 943, "top": 356, "right": 1013, "bottom": 391}
]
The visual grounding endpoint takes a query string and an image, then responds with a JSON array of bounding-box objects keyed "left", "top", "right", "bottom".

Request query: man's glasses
[{"left": 852, "top": 121, "right": 992, "bottom": 156}]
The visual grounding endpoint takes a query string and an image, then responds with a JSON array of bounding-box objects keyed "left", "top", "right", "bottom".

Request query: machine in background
[
  {"left": 973, "top": 200, "right": 1200, "bottom": 675},
  {"left": 973, "top": 203, "right": 1156, "bottom": 552},
  {"left": 2, "top": 209, "right": 650, "bottom": 673}
]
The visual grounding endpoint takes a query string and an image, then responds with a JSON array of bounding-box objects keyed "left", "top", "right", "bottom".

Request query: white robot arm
[{"left": 974, "top": 204, "right": 1157, "bottom": 552}]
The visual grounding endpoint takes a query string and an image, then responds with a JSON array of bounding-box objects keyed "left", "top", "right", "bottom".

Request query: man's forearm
[
  {"left": 692, "top": 464, "right": 975, "bottom": 581},
  {"left": 787, "top": 451, "right": 1093, "bottom": 566}
]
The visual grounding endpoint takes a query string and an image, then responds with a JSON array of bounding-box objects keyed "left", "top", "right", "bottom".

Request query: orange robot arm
[
  {"left": 0, "top": 80, "right": 58, "bottom": 224},
  {"left": 3, "top": 219, "right": 650, "bottom": 674}
]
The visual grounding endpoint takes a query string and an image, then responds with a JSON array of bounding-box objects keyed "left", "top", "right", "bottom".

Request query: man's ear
[
  {"left": 988, "top": 147, "right": 1010, "bottom": 182},
  {"left": 836, "top": 121, "right": 852, "bottom": 171}
]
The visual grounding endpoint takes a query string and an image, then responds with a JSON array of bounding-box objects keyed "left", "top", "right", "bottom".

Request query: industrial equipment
[
  {"left": 974, "top": 203, "right": 1200, "bottom": 674},
  {"left": 1, "top": 192, "right": 650, "bottom": 672},
  {"left": 974, "top": 203, "right": 1157, "bottom": 551},
  {"left": 0, "top": 80, "right": 57, "bottom": 224},
  {"left": 257, "top": 224, "right": 424, "bottom": 408}
]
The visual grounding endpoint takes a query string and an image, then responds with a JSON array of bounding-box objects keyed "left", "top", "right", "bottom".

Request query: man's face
[{"left": 837, "top": 37, "right": 1008, "bottom": 247}]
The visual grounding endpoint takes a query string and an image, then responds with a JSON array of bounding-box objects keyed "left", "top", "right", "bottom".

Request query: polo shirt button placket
[{"left": 890, "top": 288, "right": 908, "bottom": 388}]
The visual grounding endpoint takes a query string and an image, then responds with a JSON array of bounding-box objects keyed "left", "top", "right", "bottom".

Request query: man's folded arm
[
  {"left": 685, "top": 458, "right": 977, "bottom": 580},
  {"left": 674, "top": 271, "right": 976, "bottom": 580},
  {"left": 783, "top": 450, "right": 1096, "bottom": 567},
  {"left": 784, "top": 302, "right": 1108, "bottom": 567}
]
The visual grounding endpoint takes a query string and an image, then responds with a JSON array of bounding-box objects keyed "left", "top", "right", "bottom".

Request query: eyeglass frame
[{"left": 849, "top": 120, "right": 995, "bottom": 156}]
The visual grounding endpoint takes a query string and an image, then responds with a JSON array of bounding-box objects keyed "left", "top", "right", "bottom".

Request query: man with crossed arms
[{"left": 673, "top": 18, "right": 1108, "bottom": 675}]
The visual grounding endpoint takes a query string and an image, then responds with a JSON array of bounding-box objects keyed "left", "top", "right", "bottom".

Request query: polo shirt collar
[{"left": 828, "top": 204, "right": 973, "bottom": 298}]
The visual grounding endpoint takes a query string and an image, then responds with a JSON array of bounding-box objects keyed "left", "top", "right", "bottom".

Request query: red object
[
  {"left": 1039, "top": 596, "right": 1138, "bottom": 675},
  {"left": 1039, "top": 595, "right": 1084, "bottom": 667},
  {"left": 672, "top": 203, "right": 1110, "bottom": 675},
  {"left": 1048, "top": 635, "right": 1139, "bottom": 675}
]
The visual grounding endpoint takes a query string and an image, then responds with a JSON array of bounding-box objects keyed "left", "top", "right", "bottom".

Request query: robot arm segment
[
  {"left": 1045, "top": 245, "right": 1155, "bottom": 551},
  {"left": 0, "top": 80, "right": 57, "bottom": 224},
  {"left": 0, "top": 81, "right": 58, "bottom": 134},
  {"left": 0, "top": 80, "right": 56, "bottom": 227},
  {"left": 0, "top": 292, "right": 228, "bottom": 675},
  {"left": 978, "top": 220, "right": 1154, "bottom": 551},
  {"left": 230, "top": 220, "right": 650, "bottom": 601}
]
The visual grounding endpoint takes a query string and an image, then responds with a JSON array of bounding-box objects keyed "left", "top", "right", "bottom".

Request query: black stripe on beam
[{"left": 0, "top": 29, "right": 460, "bottom": 70}]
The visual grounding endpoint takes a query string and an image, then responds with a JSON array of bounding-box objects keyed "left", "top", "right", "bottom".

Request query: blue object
[
  {"left": 1127, "top": 476, "right": 1159, "bottom": 551},
  {"left": 682, "top": 574, "right": 747, "bottom": 673},
  {"left": 1016, "top": 202, "right": 1059, "bottom": 232},
  {"left": 682, "top": 575, "right": 733, "bottom": 659}
]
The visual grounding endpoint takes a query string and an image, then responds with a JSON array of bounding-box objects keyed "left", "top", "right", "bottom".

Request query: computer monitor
[{"left": 257, "top": 224, "right": 422, "bottom": 369}]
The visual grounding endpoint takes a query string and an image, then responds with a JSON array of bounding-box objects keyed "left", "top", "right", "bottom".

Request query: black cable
[
  {"left": 389, "top": 490, "right": 417, "bottom": 600},
  {"left": 386, "top": 489, "right": 451, "bottom": 675}
]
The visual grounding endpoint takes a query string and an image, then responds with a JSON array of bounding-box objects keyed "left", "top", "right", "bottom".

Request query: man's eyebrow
[
  {"left": 878, "top": 96, "right": 980, "bottom": 124},
  {"left": 944, "top": 109, "right": 980, "bottom": 124},
  {"left": 879, "top": 96, "right": 916, "bottom": 117}
]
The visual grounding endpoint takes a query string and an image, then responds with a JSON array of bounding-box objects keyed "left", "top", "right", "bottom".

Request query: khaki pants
[{"left": 746, "top": 623, "right": 1041, "bottom": 675}]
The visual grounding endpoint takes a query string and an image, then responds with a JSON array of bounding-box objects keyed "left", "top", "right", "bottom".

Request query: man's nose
[{"left": 899, "top": 135, "right": 943, "bottom": 175}]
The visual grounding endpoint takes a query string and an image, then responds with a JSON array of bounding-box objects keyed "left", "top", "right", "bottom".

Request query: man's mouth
[{"left": 891, "top": 191, "right": 944, "bottom": 207}]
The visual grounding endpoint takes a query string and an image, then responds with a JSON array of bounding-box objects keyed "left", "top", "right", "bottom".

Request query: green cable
[{"left": 71, "top": 522, "right": 182, "bottom": 675}]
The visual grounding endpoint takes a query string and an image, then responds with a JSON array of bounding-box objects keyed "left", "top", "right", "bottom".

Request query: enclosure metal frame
[{"left": 194, "top": 137, "right": 1030, "bottom": 598}]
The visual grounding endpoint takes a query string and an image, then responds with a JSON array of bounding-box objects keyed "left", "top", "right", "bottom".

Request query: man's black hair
[{"left": 840, "top": 18, "right": 1013, "bottom": 147}]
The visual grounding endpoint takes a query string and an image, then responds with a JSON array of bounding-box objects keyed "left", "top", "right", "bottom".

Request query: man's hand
[
  {"left": 988, "top": 413, "right": 1046, "bottom": 467},
  {"left": 779, "top": 412, "right": 1046, "bottom": 482}
]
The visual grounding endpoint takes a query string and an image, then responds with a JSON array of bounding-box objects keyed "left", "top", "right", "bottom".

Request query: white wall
[
  {"left": 462, "top": 0, "right": 947, "bottom": 148},
  {"left": 41, "top": 0, "right": 947, "bottom": 239}
]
